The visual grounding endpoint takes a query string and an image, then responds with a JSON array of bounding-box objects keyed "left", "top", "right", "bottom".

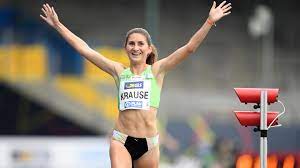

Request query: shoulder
[
  {"left": 114, "top": 63, "right": 127, "bottom": 76},
  {"left": 151, "top": 61, "right": 166, "bottom": 84},
  {"left": 151, "top": 61, "right": 160, "bottom": 76},
  {"left": 151, "top": 60, "right": 166, "bottom": 77},
  {"left": 111, "top": 63, "right": 127, "bottom": 85}
]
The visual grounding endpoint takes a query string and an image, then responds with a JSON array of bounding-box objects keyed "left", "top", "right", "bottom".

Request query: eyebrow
[{"left": 128, "top": 40, "right": 145, "bottom": 43}]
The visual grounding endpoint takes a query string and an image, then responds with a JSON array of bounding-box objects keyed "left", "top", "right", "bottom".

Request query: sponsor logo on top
[
  {"left": 124, "top": 81, "right": 144, "bottom": 90},
  {"left": 124, "top": 101, "right": 143, "bottom": 108}
]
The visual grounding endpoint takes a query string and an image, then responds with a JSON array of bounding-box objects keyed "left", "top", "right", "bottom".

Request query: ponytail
[{"left": 146, "top": 44, "right": 158, "bottom": 65}]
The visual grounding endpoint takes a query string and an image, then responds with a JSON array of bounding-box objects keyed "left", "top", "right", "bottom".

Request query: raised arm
[
  {"left": 40, "top": 4, "right": 123, "bottom": 77},
  {"left": 154, "top": 1, "right": 231, "bottom": 73}
]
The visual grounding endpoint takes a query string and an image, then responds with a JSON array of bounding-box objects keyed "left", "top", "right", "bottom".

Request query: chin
[
  {"left": 130, "top": 58, "right": 144, "bottom": 65},
  {"left": 129, "top": 56, "right": 141, "bottom": 61}
]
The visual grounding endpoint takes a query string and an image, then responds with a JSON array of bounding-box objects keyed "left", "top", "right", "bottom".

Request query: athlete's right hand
[{"left": 40, "top": 3, "right": 60, "bottom": 28}]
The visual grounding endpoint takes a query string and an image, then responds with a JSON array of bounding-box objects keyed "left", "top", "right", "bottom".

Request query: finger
[
  {"left": 222, "top": 3, "right": 231, "bottom": 9},
  {"left": 223, "top": 11, "right": 231, "bottom": 16},
  {"left": 46, "top": 3, "right": 53, "bottom": 14},
  {"left": 41, "top": 8, "right": 47, "bottom": 16},
  {"left": 223, "top": 6, "right": 232, "bottom": 13},
  {"left": 218, "top": 1, "right": 227, "bottom": 8},
  {"left": 40, "top": 14, "right": 47, "bottom": 21},
  {"left": 52, "top": 7, "right": 57, "bottom": 16},
  {"left": 43, "top": 4, "right": 49, "bottom": 13},
  {"left": 47, "top": 3, "right": 52, "bottom": 9},
  {"left": 212, "top": 1, "right": 216, "bottom": 9}
]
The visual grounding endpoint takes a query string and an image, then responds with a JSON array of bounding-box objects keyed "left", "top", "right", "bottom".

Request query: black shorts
[{"left": 112, "top": 130, "right": 159, "bottom": 160}]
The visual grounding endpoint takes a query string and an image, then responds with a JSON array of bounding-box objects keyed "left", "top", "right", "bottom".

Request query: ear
[{"left": 148, "top": 45, "right": 153, "bottom": 54}]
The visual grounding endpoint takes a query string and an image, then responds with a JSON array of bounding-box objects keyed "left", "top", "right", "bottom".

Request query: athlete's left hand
[{"left": 208, "top": 1, "right": 232, "bottom": 23}]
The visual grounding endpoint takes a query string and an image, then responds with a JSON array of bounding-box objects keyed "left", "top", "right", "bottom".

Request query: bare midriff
[{"left": 114, "top": 107, "right": 158, "bottom": 138}]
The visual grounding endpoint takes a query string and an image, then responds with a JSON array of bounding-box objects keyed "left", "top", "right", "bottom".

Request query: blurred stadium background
[{"left": 0, "top": 0, "right": 299, "bottom": 167}]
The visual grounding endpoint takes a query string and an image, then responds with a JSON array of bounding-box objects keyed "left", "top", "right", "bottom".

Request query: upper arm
[
  {"left": 80, "top": 47, "right": 124, "bottom": 77},
  {"left": 154, "top": 44, "right": 194, "bottom": 74}
]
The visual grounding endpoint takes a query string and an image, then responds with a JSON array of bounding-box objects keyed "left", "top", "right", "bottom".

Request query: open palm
[
  {"left": 40, "top": 3, "right": 60, "bottom": 28},
  {"left": 209, "top": 1, "right": 232, "bottom": 23}
]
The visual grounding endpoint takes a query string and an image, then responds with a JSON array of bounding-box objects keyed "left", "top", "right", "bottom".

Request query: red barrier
[
  {"left": 234, "top": 88, "right": 279, "bottom": 104},
  {"left": 234, "top": 111, "right": 279, "bottom": 126}
]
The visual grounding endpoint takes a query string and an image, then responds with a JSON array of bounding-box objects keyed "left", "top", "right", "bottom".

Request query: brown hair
[{"left": 124, "top": 28, "right": 158, "bottom": 65}]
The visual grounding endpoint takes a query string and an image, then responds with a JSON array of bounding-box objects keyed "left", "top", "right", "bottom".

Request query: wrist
[
  {"left": 54, "top": 21, "right": 62, "bottom": 30},
  {"left": 206, "top": 18, "right": 216, "bottom": 27}
]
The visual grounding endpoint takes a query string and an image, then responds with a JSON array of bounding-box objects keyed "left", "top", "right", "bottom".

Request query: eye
[
  {"left": 128, "top": 41, "right": 135, "bottom": 46},
  {"left": 138, "top": 41, "right": 144, "bottom": 46}
]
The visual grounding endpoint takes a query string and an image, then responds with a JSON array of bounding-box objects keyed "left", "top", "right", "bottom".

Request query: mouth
[{"left": 131, "top": 52, "right": 141, "bottom": 57}]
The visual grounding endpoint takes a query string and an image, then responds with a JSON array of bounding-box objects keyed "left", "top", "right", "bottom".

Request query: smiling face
[{"left": 125, "top": 33, "right": 152, "bottom": 65}]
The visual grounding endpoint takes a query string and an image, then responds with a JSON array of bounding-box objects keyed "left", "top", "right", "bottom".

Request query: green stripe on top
[{"left": 118, "top": 65, "right": 161, "bottom": 110}]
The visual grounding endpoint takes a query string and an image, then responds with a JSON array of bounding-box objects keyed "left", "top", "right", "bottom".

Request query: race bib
[{"left": 119, "top": 76, "right": 151, "bottom": 111}]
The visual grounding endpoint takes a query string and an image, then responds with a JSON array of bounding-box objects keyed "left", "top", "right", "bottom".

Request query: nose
[{"left": 132, "top": 44, "right": 139, "bottom": 51}]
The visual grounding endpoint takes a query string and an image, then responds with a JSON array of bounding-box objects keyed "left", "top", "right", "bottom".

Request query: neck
[{"left": 130, "top": 63, "right": 148, "bottom": 75}]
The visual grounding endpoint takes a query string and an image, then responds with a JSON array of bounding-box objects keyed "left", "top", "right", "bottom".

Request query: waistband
[{"left": 112, "top": 130, "right": 159, "bottom": 150}]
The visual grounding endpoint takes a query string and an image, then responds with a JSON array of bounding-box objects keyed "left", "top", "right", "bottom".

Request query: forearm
[
  {"left": 186, "top": 18, "right": 213, "bottom": 53},
  {"left": 54, "top": 22, "right": 90, "bottom": 55},
  {"left": 156, "top": 19, "right": 214, "bottom": 72}
]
